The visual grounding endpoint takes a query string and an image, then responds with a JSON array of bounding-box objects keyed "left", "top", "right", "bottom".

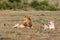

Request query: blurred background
[{"left": 0, "top": 0, "right": 60, "bottom": 11}]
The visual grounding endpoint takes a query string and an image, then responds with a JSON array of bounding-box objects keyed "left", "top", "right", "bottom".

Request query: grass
[
  {"left": 0, "top": 0, "right": 58, "bottom": 11},
  {"left": 16, "top": 32, "right": 21, "bottom": 35},
  {"left": 0, "top": 32, "right": 2, "bottom": 36},
  {"left": 36, "top": 14, "right": 46, "bottom": 16},
  {"left": 6, "top": 30, "right": 15, "bottom": 33},
  {"left": 0, "top": 11, "right": 60, "bottom": 40},
  {"left": 36, "top": 18, "right": 48, "bottom": 24},
  {"left": 9, "top": 14, "right": 25, "bottom": 16},
  {"left": 54, "top": 18, "right": 60, "bottom": 23},
  {"left": 30, "top": 0, "right": 56, "bottom": 11}
]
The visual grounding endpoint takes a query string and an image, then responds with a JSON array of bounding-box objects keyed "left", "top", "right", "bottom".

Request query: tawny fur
[
  {"left": 12, "top": 16, "right": 32, "bottom": 28},
  {"left": 23, "top": 16, "right": 32, "bottom": 28},
  {"left": 43, "top": 24, "right": 49, "bottom": 30},
  {"left": 12, "top": 23, "right": 25, "bottom": 28}
]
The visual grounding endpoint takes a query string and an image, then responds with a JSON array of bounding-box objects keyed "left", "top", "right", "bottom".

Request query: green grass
[
  {"left": 54, "top": 18, "right": 60, "bottom": 23},
  {"left": 0, "top": 0, "right": 58, "bottom": 11},
  {"left": 16, "top": 32, "right": 21, "bottom": 35},
  {"left": 36, "top": 18, "right": 48, "bottom": 24},
  {"left": 30, "top": 0, "right": 56, "bottom": 11},
  {"left": 0, "top": 32, "right": 2, "bottom": 36},
  {"left": 6, "top": 30, "right": 15, "bottom": 33}
]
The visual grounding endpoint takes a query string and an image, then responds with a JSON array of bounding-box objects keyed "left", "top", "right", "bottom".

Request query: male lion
[
  {"left": 23, "top": 16, "right": 32, "bottom": 28},
  {"left": 12, "top": 16, "right": 32, "bottom": 28}
]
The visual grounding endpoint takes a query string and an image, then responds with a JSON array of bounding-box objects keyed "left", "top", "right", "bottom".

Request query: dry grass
[{"left": 0, "top": 10, "right": 60, "bottom": 40}]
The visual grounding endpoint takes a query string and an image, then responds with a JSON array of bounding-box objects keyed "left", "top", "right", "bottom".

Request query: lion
[
  {"left": 23, "top": 16, "right": 32, "bottom": 28},
  {"left": 43, "top": 21, "right": 55, "bottom": 30},
  {"left": 12, "top": 23, "right": 25, "bottom": 28},
  {"left": 12, "top": 16, "right": 32, "bottom": 28},
  {"left": 48, "top": 21, "right": 55, "bottom": 30}
]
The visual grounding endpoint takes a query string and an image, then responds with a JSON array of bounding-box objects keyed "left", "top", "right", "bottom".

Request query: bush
[
  {"left": 21, "top": 2, "right": 29, "bottom": 11},
  {"left": 35, "top": 5, "right": 48, "bottom": 10},
  {"left": 39, "top": 0, "right": 49, "bottom": 6},
  {"left": 8, "top": 0, "right": 21, "bottom": 3},
  {"left": 30, "top": 0, "right": 49, "bottom": 10},
  {"left": 0, "top": 1, "right": 22, "bottom": 10},
  {"left": 0, "top": 2, "right": 7, "bottom": 9},
  {"left": 0, "top": 0, "right": 57, "bottom": 11},
  {"left": 30, "top": 0, "right": 40, "bottom": 8},
  {"left": 30, "top": 0, "right": 56, "bottom": 11},
  {"left": 47, "top": 5, "right": 56, "bottom": 11}
]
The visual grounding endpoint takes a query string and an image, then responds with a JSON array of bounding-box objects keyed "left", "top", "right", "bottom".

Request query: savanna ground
[{"left": 0, "top": 10, "right": 60, "bottom": 40}]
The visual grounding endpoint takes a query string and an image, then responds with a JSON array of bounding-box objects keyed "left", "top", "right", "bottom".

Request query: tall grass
[
  {"left": 30, "top": 0, "right": 56, "bottom": 11},
  {"left": 0, "top": 0, "right": 58, "bottom": 11},
  {"left": 8, "top": 0, "right": 21, "bottom": 3}
]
